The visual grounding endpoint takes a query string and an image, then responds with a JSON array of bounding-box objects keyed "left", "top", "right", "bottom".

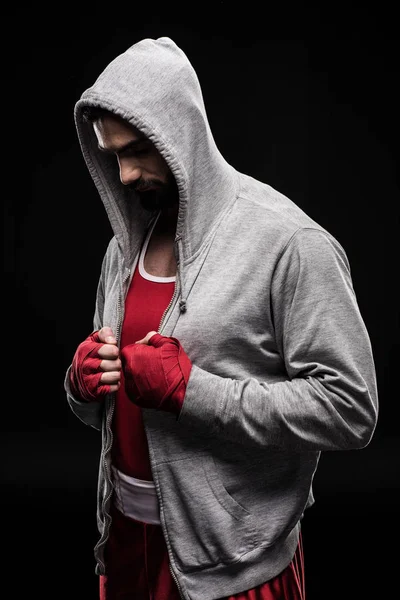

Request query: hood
[{"left": 74, "top": 36, "right": 239, "bottom": 269}]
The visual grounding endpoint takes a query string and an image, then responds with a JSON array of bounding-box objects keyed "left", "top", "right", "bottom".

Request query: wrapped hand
[
  {"left": 69, "top": 327, "right": 121, "bottom": 402},
  {"left": 120, "top": 332, "right": 192, "bottom": 416}
]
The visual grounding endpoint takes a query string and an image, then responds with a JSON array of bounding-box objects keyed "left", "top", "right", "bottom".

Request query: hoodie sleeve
[
  {"left": 64, "top": 251, "right": 109, "bottom": 432},
  {"left": 178, "top": 228, "right": 379, "bottom": 451}
]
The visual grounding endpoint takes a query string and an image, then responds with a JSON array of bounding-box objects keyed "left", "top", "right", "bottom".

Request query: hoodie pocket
[{"left": 155, "top": 454, "right": 256, "bottom": 573}]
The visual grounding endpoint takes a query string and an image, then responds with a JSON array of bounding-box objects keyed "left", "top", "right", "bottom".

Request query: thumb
[
  {"left": 135, "top": 330, "right": 159, "bottom": 345},
  {"left": 98, "top": 326, "right": 117, "bottom": 344}
]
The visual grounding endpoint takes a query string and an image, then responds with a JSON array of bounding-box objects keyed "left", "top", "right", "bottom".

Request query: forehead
[{"left": 93, "top": 113, "right": 144, "bottom": 145}]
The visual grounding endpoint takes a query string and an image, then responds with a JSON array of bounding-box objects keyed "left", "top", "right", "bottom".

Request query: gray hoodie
[{"left": 65, "top": 37, "right": 378, "bottom": 599}]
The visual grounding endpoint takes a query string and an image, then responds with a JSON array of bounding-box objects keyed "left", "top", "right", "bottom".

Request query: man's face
[{"left": 93, "top": 112, "right": 178, "bottom": 212}]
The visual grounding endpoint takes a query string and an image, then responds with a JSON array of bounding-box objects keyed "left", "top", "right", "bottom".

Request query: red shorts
[{"left": 100, "top": 502, "right": 305, "bottom": 600}]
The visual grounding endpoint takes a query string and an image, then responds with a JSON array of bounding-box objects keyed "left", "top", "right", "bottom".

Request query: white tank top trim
[{"left": 139, "top": 211, "right": 176, "bottom": 283}]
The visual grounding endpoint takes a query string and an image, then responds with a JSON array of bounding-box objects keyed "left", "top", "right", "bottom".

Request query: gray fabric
[{"left": 65, "top": 37, "right": 378, "bottom": 599}]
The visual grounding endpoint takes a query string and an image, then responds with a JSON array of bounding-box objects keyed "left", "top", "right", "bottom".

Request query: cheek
[{"left": 149, "top": 156, "right": 170, "bottom": 181}]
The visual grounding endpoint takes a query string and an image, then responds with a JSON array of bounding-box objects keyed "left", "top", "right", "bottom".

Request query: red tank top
[{"left": 111, "top": 225, "right": 175, "bottom": 480}]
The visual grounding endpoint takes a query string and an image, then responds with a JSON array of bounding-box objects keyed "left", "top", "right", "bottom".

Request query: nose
[{"left": 118, "top": 157, "right": 142, "bottom": 186}]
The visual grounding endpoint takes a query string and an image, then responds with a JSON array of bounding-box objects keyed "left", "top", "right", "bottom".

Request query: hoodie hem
[{"left": 173, "top": 523, "right": 301, "bottom": 600}]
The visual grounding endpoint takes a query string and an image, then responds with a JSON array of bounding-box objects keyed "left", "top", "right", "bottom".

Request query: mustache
[{"left": 127, "top": 179, "right": 163, "bottom": 193}]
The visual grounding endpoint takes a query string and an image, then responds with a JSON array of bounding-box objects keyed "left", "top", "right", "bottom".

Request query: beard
[{"left": 130, "top": 171, "right": 179, "bottom": 213}]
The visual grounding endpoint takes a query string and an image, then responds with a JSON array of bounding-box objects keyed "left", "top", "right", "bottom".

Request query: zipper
[
  {"left": 95, "top": 409, "right": 114, "bottom": 573},
  {"left": 158, "top": 240, "right": 185, "bottom": 598},
  {"left": 96, "top": 262, "right": 132, "bottom": 573},
  {"left": 116, "top": 263, "right": 131, "bottom": 342},
  {"left": 169, "top": 562, "right": 184, "bottom": 599},
  {"left": 158, "top": 235, "right": 186, "bottom": 332},
  {"left": 158, "top": 273, "right": 180, "bottom": 333}
]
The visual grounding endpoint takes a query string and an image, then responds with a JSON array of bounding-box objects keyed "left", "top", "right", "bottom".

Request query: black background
[{"left": 4, "top": 3, "right": 399, "bottom": 599}]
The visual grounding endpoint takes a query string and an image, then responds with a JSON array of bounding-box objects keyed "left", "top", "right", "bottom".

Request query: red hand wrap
[
  {"left": 69, "top": 331, "right": 111, "bottom": 402},
  {"left": 120, "top": 334, "right": 192, "bottom": 416}
]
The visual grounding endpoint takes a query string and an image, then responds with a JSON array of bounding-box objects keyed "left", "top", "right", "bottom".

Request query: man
[{"left": 64, "top": 37, "right": 378, "bottom": 600}]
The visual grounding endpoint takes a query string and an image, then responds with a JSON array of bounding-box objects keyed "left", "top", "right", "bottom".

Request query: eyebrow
[{"left": 97, "top": 137, "right": 148, "bottom": 155}]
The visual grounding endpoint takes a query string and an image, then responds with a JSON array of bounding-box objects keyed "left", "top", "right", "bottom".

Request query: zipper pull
[{"left": 179, "top": 299, "right": 187, "bottom": 313}]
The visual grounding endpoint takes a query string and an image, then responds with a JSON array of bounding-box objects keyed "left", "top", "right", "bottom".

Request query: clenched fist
[
  {"left": 120, "top": 331, "right": 192, "bottom": 416},
  {"left": 69, "top": 326, "right": 122, "bottom": 402}
]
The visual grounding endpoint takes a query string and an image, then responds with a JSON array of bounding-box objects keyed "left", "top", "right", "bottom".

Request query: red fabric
[
  {"left": 111, "top": 262, "right": 175, "bottom": 479},
  {"left": 121, "top": 333, "right": 192, "bottom": 415},
  {"left": 100, "top": 504, "right": 305, "bottom": 600},
  {"left": 100, "top": 503, "right": 181, "bottom": 600},
  {"left": 69, "top": 330, "right": 111, "bottom": 402}
]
